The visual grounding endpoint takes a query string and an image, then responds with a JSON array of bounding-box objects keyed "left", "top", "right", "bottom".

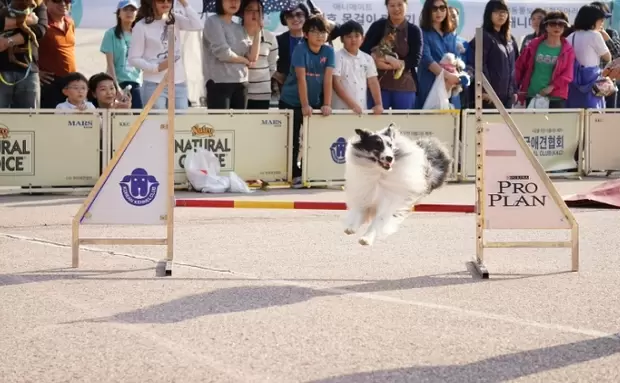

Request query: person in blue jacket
[{"left": 415, "top": 0, "right": 463, "bottom": 109}]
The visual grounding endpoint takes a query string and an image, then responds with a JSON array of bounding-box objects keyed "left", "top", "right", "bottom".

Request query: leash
[
  {"left": 0, "top": 38, "right": 34, "bottom": 86},
  {"left": 0, "top": 6, "right": 35, "bottom": 86}
]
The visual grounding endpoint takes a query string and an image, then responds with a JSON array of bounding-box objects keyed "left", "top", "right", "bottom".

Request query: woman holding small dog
[
  {"left": 360, "top": 0, "right": 422, "bottom": 110},
  {"left": 514, "top": 11, "right": 575, "bottom": 109},
  {"left": 414, "top": 0, "right": 463, "bottom": 109}
]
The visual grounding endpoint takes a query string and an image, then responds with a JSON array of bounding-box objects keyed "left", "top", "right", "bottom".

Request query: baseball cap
[{"left": 117, "top": 0, "right": 139, "bottom": 10}]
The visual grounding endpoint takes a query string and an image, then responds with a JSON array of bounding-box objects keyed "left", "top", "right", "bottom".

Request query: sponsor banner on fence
[
  {"left": 483, "top": 122, "right": 571, "bottom": 230},
  {"left": 464, "top": 111, "right": 581, "bottom": 178},
  {"left": 586, "top": 111, "right": 620, "bottom": 171},
  {"left": 0, "top": 113, "right": 101, "bottom": 187},
  {"left": 111, "top": 112, "right": 290, "bottom": 185},
  {"left": 303, "top": 112, "right": 458, "bottom": 183}
]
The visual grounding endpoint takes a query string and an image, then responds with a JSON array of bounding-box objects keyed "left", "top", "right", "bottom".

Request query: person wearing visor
[{"left": 515, "top": 11, "right": 575, "bottom": 108}]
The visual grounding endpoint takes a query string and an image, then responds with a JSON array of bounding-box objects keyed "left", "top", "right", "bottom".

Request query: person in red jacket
[{"left": 515, "top": 11, "right": 575, "bottom": 108}]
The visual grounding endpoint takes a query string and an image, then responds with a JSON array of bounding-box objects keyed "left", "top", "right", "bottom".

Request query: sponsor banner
[
  {"left": 483, "top": 122, "right": 571, "bottom": 230},
  {"left": 110, "top": 112, "right": 290, "bottom": 185},
  {"left": 586, "top": 111, "right": 620, "bottom": 172},
  {"left": 463, "top": 110, "right": 581, "bottom": 178},
  {"left": 0, "top": 112, "right": 101, "bottom": 187},
  {"left": 73, "top": 0, "right": 605, "bottom": 42},
  {"left": 303, "top": 112, "right": 458, "bottom": 183},
  {"left": 82, "top": 118, "right": 169, "bottom": 226}
]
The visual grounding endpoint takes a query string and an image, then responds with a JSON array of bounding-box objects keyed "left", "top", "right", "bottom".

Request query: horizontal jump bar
[
  {"left": 175, "top": 199, "right": 475, "bottom": 213},
  {"left": 79, "top": 238, "right": 167, "bottom": 245}
]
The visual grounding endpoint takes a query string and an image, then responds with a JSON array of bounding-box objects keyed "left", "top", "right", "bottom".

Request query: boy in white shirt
[
  {"left": 332, "top": 20, "right": 383, "bottom": 114},
  {"left": 55, "top": 72, "right": 96, "bottom": 111}
]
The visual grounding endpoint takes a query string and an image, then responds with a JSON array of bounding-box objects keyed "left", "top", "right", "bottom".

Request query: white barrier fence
[{"left": 1, "top": 108, "right": 619, "bottom": 190}]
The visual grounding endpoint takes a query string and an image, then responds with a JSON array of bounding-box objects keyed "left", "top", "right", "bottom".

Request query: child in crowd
[
  {"left": 279, "top": 14, "right": 335, "bottom": 188},
  {"left": 55, "top": 72, "right": 97, "bottom": 111},
  {"left": 332, "top": 20, "right": 383, "bottom": 114},
  {"left": 88, "top": 73, "right": 132, "bottom": 109}
]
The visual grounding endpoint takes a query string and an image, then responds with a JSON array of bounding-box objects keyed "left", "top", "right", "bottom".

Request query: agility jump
[
  {"left": 470, "top": 27, "right": 579, "bottom": 278},
  {"left": 72, "top": 23, "right": 177, "bottom": 277}
]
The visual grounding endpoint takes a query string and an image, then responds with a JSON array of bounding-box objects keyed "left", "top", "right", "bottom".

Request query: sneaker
[{"left": 291, "top": 176, "right": 303, "bottom": 189}]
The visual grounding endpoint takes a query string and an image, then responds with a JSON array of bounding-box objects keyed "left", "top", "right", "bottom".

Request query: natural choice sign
[
  {"left": 176, "top": 124, "right": 234, "bottom": 173},
  {"left": 0, "top": 125, "right": 33, "bottom": 175}
]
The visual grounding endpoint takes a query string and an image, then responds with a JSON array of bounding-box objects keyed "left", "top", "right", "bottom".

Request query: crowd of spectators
[
  {"left": 1, "top": 0, "right": 619, "bottom": 112},
  {"left": 1, "top": 0, "right": 620, "bottom": 183}
]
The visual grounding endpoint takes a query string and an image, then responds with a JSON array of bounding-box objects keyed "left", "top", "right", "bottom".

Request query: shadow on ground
[
  {"left": 2, "top": 266, "right": 557, "bottom": 325},
  {"left": 307, "top": 335, "right": 620, "bottom": 383}
]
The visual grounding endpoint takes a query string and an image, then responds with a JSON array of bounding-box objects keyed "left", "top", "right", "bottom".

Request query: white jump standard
[
  {"left": 470, "top": 27, "right": 579, "bottom": 279},
  {"left": 71, "top": 24, "right": 177, "bottom": 277}
]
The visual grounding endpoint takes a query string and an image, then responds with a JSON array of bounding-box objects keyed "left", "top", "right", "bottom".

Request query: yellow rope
[{"left": 0, "top": 39, "right": 33, "bottom": 86}]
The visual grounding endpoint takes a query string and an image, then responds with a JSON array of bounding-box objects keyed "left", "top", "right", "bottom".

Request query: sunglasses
[
  {"left": 155, "top": 0, "right": 172, "bottom": 3},
  {"left": 285, "top": 11, "right": 305, "bottom": 19},
  {"left": 432, "top": 5, "right": 447, "bottom": 12},
  {"left": 546, "top": 21, "right": 566, "bottom": 28},
  {"left": 50, "top": 0, "right": 73, "bottom": 4}
]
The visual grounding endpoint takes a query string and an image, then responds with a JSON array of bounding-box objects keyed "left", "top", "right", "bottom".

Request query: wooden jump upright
[
  {"left": 71, "top": 21, "right": 177, "bottom": 277},
  {"left": 470, "top": 27, "right": 579, "bottom": 278}
]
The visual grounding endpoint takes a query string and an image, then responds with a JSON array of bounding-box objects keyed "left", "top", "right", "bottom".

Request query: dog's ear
[
  {"left": 383, "top": 123, "right": 397, "bottom": 139},
  {"left": 355, "top": 129, "right": 371, "bottom": 138}
]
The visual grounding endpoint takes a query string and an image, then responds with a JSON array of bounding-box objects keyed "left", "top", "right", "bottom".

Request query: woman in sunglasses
[
  {"left": 415, "top": 0, "right": 462, "bottom": 109},
  {"left": 272, "top": 4, "right": 310, "bottom": 91},
  {"left": 514, "top": 11, "right": 576, "bottom": 108}
]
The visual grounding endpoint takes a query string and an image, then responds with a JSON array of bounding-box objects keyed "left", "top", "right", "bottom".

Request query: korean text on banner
[
  {"left": 304, "top": 112, "right": 458, "bottom": 183},
  {"left": 0, "top": 112, "right": 101, "bottom": 187},
  {"left": 464, "top": 110, "right": 581, "bottom": 177},
  {"left": 110, "top": 111, "right": 290, "bottom": 184},
  {"left": 586, "top": 111, "right": 620, "bottom": 172},
  {"left": 81, "top": 118, "right": 168, "bottom": 226},
  {"left": 483, "top": 122, "right": 571, "bottom": 230}
]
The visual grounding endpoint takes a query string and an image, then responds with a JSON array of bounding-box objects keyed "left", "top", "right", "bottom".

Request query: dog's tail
[{"left": 416, "top": 137, "right": 453, "bottom": 192}]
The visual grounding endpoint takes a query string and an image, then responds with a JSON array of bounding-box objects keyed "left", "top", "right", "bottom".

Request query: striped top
[{"left": 247, "top": 29, "right": 278, "bottom": 101}]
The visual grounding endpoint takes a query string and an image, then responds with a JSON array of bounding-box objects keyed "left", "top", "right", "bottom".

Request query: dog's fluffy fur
[{"left": 343, "top": 123, "right": 452, "bottom": 246}]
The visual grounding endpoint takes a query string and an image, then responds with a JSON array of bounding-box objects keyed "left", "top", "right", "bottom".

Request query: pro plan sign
[
  {"left": 488, "top": 176, "right": 547, "bottom": 208},
  {"left": 482, "top": 123, "right": 570, "bottom": 230}
]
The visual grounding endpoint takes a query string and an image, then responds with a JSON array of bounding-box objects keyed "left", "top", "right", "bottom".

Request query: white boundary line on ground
[{"left": 2, "top": 231, "right": 618, "bottom": 342}]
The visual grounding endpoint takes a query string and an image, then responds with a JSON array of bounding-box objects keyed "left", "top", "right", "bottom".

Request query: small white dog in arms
[{"left": 343, "top": 123, "right": 453, "bottom": 246}]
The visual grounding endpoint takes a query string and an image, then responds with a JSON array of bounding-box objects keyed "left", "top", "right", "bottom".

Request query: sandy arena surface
[{"left": 1, "top": 177, "right": 620, "bottom": 382}]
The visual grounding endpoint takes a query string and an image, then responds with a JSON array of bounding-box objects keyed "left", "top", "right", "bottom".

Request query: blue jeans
[
  {"left": 0, "top": 71, "right": 40, "bottom": 108},
  {"left": 141, "top": 80, "right": 188, "bottom": 110},
  {"left": 368, "top": 89, "right": 416, "bottom": 110}
]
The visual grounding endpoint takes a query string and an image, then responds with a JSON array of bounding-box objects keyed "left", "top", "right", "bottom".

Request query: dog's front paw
[
  {"left": 359, "top": 236, "right": 373, "bottom": 246},
  {"left": 344, "top": 228, "right": 356, "bottom": 235}
]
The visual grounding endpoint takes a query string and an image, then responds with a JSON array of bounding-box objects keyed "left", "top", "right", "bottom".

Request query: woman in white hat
[{"left": 100, "top": 0, "right": 143, "bottom": 108}]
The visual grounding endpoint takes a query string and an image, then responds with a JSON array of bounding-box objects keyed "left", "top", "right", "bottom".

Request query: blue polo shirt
[{"left": 280, "top": 41, "right": 336, "bottom": 108}]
